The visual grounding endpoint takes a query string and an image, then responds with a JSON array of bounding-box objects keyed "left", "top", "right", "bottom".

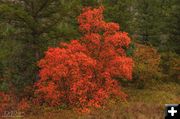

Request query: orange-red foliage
[
  {"left": 0, "top": 92, "right": 10, "bottom": 113},
  {"left": 17, "top": 98, "right": 30, "bottom": 111},
  {"left": 35, "top": 6, "right": 133, "bottom": 112}
]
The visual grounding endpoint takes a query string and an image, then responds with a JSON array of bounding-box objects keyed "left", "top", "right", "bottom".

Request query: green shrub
[{"left": 160, "top": 52, "right": 180, "bottom": 83}]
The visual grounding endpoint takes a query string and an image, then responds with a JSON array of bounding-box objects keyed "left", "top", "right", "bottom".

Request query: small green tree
[
  {"left": 168, "top": 0, "right": 180, "bottom": 54},
  {"left": 134, "top": 0, "right": 162, "bottom": 43}
]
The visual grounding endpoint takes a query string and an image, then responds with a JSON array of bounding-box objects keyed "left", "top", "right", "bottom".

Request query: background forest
[{"left": 0, "top": 0, "right": 180, "bottom": 118}]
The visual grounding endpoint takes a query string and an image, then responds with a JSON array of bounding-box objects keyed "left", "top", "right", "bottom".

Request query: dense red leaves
[
  {"left": 0, "top": 92, "right": 10, "bottom": 113},
  {"left": 35, "top": 6, "right": 133, "bottom": 112},
  {"left": 78, "top": 6, "right": 105, "bottom": 33},
  {"left": 17, "top": 98, "right": 30, "bottom": 111}
]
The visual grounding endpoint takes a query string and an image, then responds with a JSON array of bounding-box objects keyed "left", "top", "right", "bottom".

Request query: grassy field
[{"left": 22, "top": 82, "right": 180, "bottom": 119}]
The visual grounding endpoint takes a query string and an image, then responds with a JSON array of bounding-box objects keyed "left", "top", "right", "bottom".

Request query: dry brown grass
[{"left": 7, "top": 82, "right": 180, "bottom": 119}]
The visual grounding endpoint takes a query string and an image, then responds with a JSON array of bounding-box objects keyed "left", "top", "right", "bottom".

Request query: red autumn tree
[{"left": 34, "top": 6, "right": 133, "bottom": 112}]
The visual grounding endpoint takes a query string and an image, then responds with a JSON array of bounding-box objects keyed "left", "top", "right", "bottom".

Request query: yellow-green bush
[{"left": 132, "top": 43, "right": 162, "bottom": 88}]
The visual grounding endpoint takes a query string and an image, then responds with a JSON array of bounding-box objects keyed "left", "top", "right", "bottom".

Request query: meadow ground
[{"left": 21, "top": 81, "right": 180, "bottom": 119}]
